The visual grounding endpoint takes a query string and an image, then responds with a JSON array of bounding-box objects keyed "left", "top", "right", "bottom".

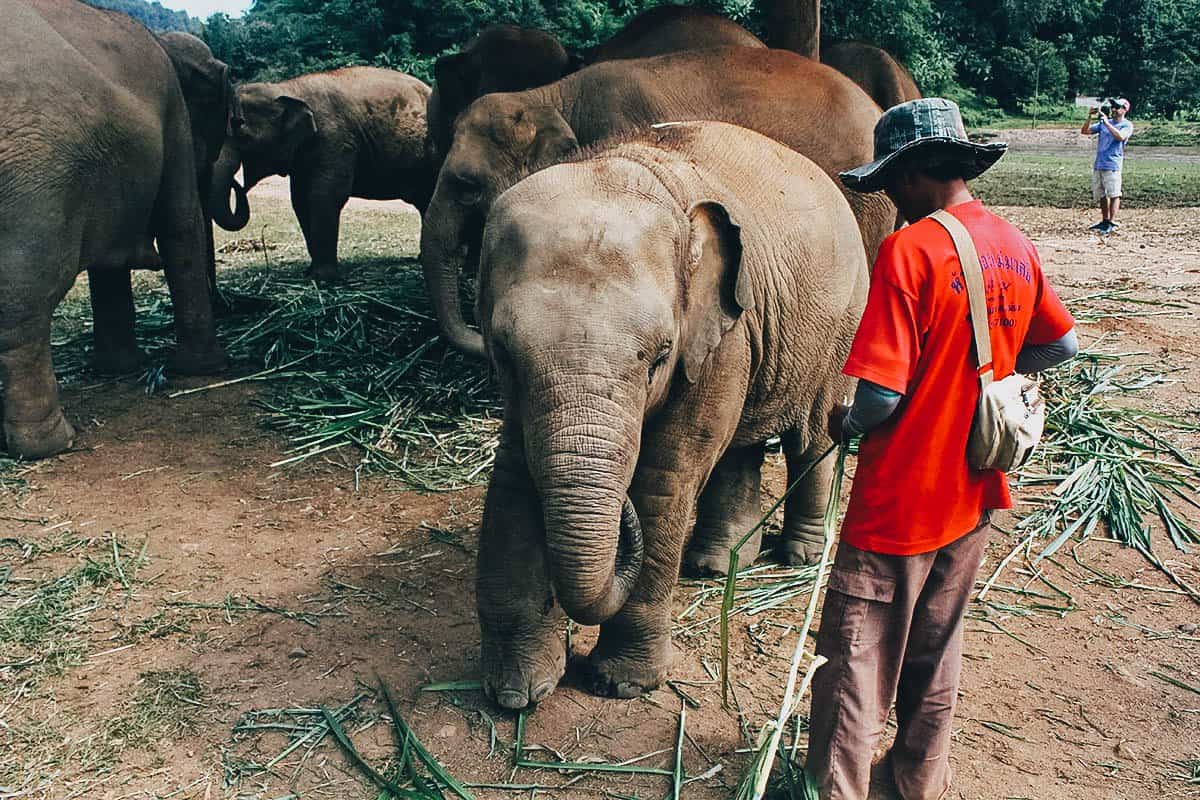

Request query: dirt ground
[{"left": 2, "top": 181, "right": 1198, "bottom": 800}]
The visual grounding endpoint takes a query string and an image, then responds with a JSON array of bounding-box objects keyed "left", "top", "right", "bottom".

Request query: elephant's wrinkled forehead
[{"left": 486, "top": 169, "right": 680, "bottom": 291}]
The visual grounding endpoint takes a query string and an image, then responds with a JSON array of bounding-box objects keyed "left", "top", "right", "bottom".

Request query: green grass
[
  {"left": 0, "top": 532, "right": 145, "bottom": 685},
  {"left": 973, "top": 151, "right": 1200, "bottom": 207}
]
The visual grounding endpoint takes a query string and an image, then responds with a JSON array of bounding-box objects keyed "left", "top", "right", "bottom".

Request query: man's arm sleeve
[
  {"left": 1016, "top": 328, "right": 1078, "bottom": 373},
  {"left": 843, "top": 380, "right": 903, "bottom": 438},
  {"left": 843, "top": 239, "right": 924, "bottom": 394},
  {"left": 1088, "top": 122, "right": 1101, "bottom": 134}
]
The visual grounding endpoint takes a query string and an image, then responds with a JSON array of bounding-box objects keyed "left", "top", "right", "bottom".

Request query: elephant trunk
[
  {"left": 420, "top": 184, "right": 486, "bottom": 357},
  {"left": 539, "top": 488, "right": 644, "bottom": 626},
  {"left": 531, "top": 389, "right": 645, "bottom": 625},
  {"left": 209, "top": 141, "right": 250, "bottom": 231}
]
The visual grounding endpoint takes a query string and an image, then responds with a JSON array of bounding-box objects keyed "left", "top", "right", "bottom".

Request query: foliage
[{"left": 85, "top": 0, "right": 199, "bottom": 32}]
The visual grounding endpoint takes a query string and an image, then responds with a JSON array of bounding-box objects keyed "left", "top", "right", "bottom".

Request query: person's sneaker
[
  {"left": 1099, "top": 220, "right": 1116, "bottom": 234},
  {"left": 1088, "top": 220, "right": 1107, "bottom": 231}
]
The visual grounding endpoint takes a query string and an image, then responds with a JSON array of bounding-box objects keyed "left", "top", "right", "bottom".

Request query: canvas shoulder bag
[{"left": 929, "top": 209, "right": 1045, "bottom": 472}]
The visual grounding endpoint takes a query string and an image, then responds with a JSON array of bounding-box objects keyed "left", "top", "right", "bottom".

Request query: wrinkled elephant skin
[
  {"left": 0, "top": 0, "right": 226, "bottom": 459},
  {"left": 474, "top": 122, "right": 870, "bottom": 707}
]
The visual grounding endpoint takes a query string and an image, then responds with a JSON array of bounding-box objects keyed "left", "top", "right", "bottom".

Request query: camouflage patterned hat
[{"left": 840, "top": 98, "right": 1008, "bottom": 193}]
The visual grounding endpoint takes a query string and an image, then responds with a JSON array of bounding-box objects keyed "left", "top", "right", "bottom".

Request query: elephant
[
  {"left": 473, "top": 120, "right": 869, "bottom": 708},
  {"left": 0, "top": 0, "right": 227, "bottom": 459},
  {"left": 157, "top": 31, "right": 241, "bottom": 299},
  {"left": 426, "top": 6, "right": 765, "bottom": 168},
  {"left": 209, "top": 66, "right": 435, "bottom": 282},
  {"left": 823, "top": 40, "right": 922, "bottom": 112},
  {"left": 421, "top": 46, "right": 894, "bottom": 359}
]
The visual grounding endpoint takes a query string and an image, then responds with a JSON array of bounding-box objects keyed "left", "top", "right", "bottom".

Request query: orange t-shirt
[{"left": 841, "top": 199, "right": 1074, "bottom": 555}]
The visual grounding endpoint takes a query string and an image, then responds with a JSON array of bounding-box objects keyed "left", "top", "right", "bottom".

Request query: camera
[{"left": 1099, "top": 99, "right": 1114, "bottom": 115}]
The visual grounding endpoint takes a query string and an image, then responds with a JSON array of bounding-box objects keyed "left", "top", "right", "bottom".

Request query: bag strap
[{"left": 929, "top": 209, "right": 993, "bottom": 389}]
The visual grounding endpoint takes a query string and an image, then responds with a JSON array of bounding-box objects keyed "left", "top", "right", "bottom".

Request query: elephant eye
[
  {"left": 452, "top": 172, "right": 484, "bottom": 205},
  {"left": 648, "top": 344, "right": 671, "bottom": 384}
]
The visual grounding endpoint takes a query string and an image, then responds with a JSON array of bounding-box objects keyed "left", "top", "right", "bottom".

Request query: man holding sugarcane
[{"left": 804, "top": 98, "right": 1079, "bottom": 799}]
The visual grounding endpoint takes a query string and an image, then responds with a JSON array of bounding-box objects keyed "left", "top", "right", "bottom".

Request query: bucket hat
[{"left": 840, "top": 98, "right": 1008, "bottom": 193}]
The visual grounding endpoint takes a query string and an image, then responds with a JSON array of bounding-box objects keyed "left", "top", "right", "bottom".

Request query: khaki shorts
[{"left": 1092, "top": 168, "right": 1123, "bottom": 200}]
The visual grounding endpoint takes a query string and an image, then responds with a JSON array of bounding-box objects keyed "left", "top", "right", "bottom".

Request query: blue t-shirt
[{"left": 1090, "top": 119, "right": 1134, "bottom": 170}]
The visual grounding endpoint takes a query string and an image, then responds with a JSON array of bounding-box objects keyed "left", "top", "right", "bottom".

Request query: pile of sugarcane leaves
[
  {"left": 992, "top": 341, "right": 1200, "bottom": 601},
  {"left": 50, "top": 261, "right": 501, "bottom": 491}
]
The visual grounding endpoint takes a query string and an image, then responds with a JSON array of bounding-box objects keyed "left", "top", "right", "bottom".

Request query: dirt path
[{"left": 2, "top": 202, "right": 1198, "bottom": 800}]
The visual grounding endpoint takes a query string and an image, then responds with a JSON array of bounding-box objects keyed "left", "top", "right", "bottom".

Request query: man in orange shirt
[{"left": 804, "top": 99, "right": 1078, "bottom": 799}]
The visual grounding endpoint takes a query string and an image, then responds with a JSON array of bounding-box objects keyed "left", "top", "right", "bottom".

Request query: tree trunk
[{"left": 763, "top": 0, "right": 820, "bottom": 60}]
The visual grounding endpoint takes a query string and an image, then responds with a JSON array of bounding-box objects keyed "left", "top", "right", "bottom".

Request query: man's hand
[
  {"left": 827, "top": 403, "right": 851, "bottom": 444},
  {"left": 1088, "top": 107, "right": 1098, "bottom": 117}
]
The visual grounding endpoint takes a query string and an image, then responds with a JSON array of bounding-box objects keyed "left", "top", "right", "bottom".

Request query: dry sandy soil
[{"left": 2, "top": 189, "right": 1198, "bottom": 800}]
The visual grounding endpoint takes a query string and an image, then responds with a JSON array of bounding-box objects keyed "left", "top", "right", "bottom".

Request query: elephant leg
[
  {"left": 88, "top": 268, "right": 143, "bottom": 374},
  {"left": 0, "top": 313, "right": 74, "bottom": 459},
  {"left": 153, "top": 124, "right": 227, "bottom": 376},
  {"left": 291, "top": 169, "right": 351, "bottom": 284},
  {"left": 681, "top": 442, "right": 766, "bottom": 577},
  {"left": 478, "top": 419, "right": 566, "bottom": 710},
  {"left": 587, "top": 377, "right": 744, "bottom": 699},
  {"left": 780, "top": 430, "right": 835, "bottom": 566}
]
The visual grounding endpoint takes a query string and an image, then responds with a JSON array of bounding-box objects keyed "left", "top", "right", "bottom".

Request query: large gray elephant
[
  {"left": 0, "top": 0, "right": 227, "bottom": 459},
  {"left": 209, "top": 67, "right": 434, "bottom": 282},
  {"left": 474, "top": 121, "right": 869, "bottom": 708},
  {"left": 421, "top": 46, "right": 893, "bottom": 359},
  {"left": 425, "top": 6, "right": 765, "bottom": 168}
]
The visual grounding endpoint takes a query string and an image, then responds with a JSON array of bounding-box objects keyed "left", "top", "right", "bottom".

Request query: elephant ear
[
  {"left": 434, "top": 52, "right": 480, "bottom": 120},
  {"left": 511, "top": 106, "right": 579, "bottom": 170},
  {"left": 276, "top": 96, "right": 317, "bottom": 163},
  {"left": 682, "top": 201, "right": 754, "bottom": 384},
  {"left": 221, "top": 63, "right": 242, "bottom": 137}
]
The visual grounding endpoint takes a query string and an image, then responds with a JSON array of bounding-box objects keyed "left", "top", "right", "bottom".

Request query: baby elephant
[{"left": 474, "top": 121, "right": 869, "bottom": 708}]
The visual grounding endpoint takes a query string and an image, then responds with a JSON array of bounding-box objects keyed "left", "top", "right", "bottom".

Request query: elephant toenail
[
  {"left": 530, "top": 681, "right": 555, "bottom": 702},
  {"left": 496, "top": 689, "right": 528, "bottom": 709}
]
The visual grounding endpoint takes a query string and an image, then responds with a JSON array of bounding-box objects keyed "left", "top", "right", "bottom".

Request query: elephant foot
[
  {"left": 780, "top": 518, "right": 825, "bottom": 566},
  {"left": 481, "top": 621, "right": 567, "bottom": 711},
  {"left": 305, "top": 262, "right": 340, "bottom": 285},
  {"left": 584, "top": 637, "right": 674, "bottom": 699},
  {"left": 91, "top": 344, "right": 144, "bottom": 375},
  {"left": 170, "top": 343, "right": 228, "bottom": 376},
  {"left": 682, "top": 525, "right": 763, "bottom": 578},
  {"left": 4, "top": 409, "right": 76, "bottom": 460}
]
